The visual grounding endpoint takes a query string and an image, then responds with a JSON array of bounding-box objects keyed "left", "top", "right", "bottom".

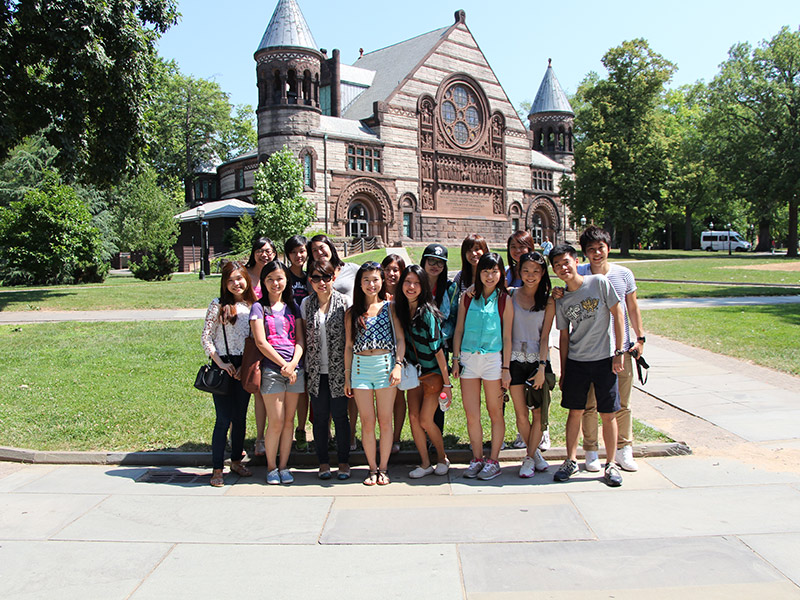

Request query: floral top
[
  {"left": 201, "top": 299, "right": 252, "bottom": 357},
  {"left": 302, "top": 291, "right": 350, "bottom": 398}
]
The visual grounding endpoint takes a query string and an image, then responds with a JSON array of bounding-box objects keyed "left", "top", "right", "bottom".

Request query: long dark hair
[
  {"left": 395, "top": 265, "right": 443, "bottom": 334},
  {"left": 245, "top": 236, "right": 277, "bottom": 269},
  {"left": 258, "top": 260, "right": 298, "bottom": 316},
  {"left": 420, "top": 253, "right": 449, "bottom": 306},
  {"left": 474, "top": 252, "right": 508, "bottom": 298},
  {"left": 459, "top": 233, "right": 489, "bottom": 289},
  {"left": 219, "top": 260, "right": 257, "bottom": 323},
  {"left": 517, "top": 252, "right": 551, "bottom": 311},
  {"left": 307, "top": 234, "right": 343, "bottom": 269},
  {"left": 350, "top": 261, "right": 386, "bottom": 332},
  {"left": 507, "top": 230, "right": 536, "bottom": 280}
]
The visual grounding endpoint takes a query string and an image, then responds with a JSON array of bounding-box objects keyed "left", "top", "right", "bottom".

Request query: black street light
[
  {"left": 198, "top": 207, "right": 206, "bottom": 280},
  {"left": 727, "top": 222, "right": 732, "bottom": 256}
]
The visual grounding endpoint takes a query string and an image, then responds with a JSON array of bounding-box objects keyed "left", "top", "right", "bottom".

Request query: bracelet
[
  {"left": 502, "top": 366, "right": 510, "bottom": 370},
  {"left": 395, "top": 360, "right": 403, "bottom": 366},
  {"left": 452, "top": 355, "right": 461, "bottom": 361},
  {"left": 538, "top": 360, "right": 547, "bottom": 365},
  {"left": 637, "top": 336, "right": 646, "bottom": 343},
  {"left": 443, "top": 384, "right": 452, "bottom": 388}
]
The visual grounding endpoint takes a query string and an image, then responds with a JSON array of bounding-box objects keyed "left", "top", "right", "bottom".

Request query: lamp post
[
  {"left": 197, "top": 207, "right": 206, "bottom": 280},
  {"left": 727, "top": 222, "right": 732, "bottom": 256},
  {"left": 580, "top": 215, "right": 587, "bottom": 228}
]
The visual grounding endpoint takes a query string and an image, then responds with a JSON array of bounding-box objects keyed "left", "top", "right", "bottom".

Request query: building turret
[
  {"left": 529, "top": 59, "right": 574, "bottom": 168},
  {"left": 255, "top": 0, "right": 322, "bottom": 156}
]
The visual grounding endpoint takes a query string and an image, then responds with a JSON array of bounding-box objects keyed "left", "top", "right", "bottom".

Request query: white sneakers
[
  {"left": 519, "top": 456, "right": 535, "bottom": 478},
  {"left": 532, "top": 449, "right": 549, "bottom": 472},
  {"left": 615, "top": 446, "right": 639, "bottom": 471},
  {"left": 512, "top": 433, "right": 527, "bottom": 449},
  {"left": 434, "top": 458, "right": 451, "bottom": 476},
  {"left": 538, "top": 429, "right": 551, "bottom": 451},
  {"left": 584, "top": 450, "right": 602, "bottom": 472},
  {"left": 409, "top": 465, "right": 435, "bottom": 479}
]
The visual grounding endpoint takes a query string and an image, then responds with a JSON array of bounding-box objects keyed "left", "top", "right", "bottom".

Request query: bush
[
  {"left": 0, "top": 172, "right": 107, "bottom": 285},
  {"left": 73, "top": 261, "right": 110, "bottom": 284},
  {"left": 130, "top": 243, "right": 178, "bottom": 281}
]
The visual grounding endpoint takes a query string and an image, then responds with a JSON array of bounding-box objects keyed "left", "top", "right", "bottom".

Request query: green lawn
[
  {"left": 636, "top": 282, "right": 800, "bottom": 299},
  {"left": 0, "top": 320, "right": 669, "bottom": 452},
  {"left": 623, "top": 256, "right": 800, "bottom": 286},
  {"left": 646, "top": 304, "right": 800, "bottom": 376}
]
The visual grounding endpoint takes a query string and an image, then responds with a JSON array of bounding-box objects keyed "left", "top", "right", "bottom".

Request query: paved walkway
[{"left": 3, "top": 328, "right": 800, "bottom": 596}]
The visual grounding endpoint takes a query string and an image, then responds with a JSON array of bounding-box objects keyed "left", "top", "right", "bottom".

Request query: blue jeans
[
  {"left": 211, "top": 376, "right": 251, "bottom": 470},
  {"left": 311, "top": 375, "right": 350, "bottom": 465}
]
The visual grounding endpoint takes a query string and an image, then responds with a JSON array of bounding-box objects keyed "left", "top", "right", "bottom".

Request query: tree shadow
[{"left": 0, "top": 289, "right": 74, "bottom": 311}]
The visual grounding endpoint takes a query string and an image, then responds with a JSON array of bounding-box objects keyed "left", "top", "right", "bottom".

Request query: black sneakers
[
  {"left": 603, "top": 463, "right": 623, "bottom": 487},
  {"left": 553, "top": 459, "right": 579, "bottom": 482}
]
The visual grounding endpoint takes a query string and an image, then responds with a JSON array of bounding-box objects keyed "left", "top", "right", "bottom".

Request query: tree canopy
[{"left": 0, "top": 0, "right": 178, "bottom": 186}]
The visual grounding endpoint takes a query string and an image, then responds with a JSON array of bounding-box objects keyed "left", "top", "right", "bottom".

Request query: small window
[
  {"left": 511, "top": 218, "right": 519, "bottom": 233},
  {"left": 403, "top": 213, "right": 412, "bottom": 238},
  {"left": 346, "top": 145, "right": 381, "bottom": 173},
  {"left": 303, "top": 154, "right": 313, "bottom": 188},
  {"left": 235, "top": 168, "right": 245, "bottom": 191}
]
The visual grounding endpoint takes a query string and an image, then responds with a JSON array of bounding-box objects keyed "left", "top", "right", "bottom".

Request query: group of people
[{"left": 201, "top": 226, "right": 645, "bottom": 488}]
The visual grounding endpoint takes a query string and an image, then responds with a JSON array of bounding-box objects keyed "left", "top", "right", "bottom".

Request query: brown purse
[{"left": 241, "top": 336, "right": 263, "bottom": 394}]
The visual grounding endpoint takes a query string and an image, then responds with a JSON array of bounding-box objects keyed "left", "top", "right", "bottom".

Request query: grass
[
  {"left": 623, "top": 255, "right": 800, "bottom": 286},
  {"left": 0, "top": 320, "right": 669, "bottom": 452},
  {"left": 646, "top": 304, "right": 800, "bottom": 376},
  {"left": 636, "top": 282, "right": 800, "bottom": 299}
]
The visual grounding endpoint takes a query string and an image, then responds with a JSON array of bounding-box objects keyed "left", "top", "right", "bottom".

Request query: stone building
[{"left": 177, "top": 0, "right": 575, "bottom": 268}]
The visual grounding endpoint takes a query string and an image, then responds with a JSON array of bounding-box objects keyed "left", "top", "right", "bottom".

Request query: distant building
[{"left": 177, "top": 0, "right": 576, "bottom": 270}]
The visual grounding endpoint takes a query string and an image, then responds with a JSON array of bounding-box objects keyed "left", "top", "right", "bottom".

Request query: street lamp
[
  {"left": 727, "top": 222, "right": 732, "bottom": 256},
  {"left": 580, "top": 215, "right": 587, "bottom": 228},
  {"left": 197, "top": 207, "right": 206, "bottom": 280}
]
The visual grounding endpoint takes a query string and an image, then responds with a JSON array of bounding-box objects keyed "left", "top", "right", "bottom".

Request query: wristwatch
[
  {"left": 614, "top": 349, "right": 625, "bottom": 356},
  {"left": 637, "top": 336, "right": 646, "bottom": 343}
]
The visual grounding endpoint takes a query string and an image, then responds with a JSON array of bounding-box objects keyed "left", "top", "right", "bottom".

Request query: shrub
[{"left": 130, "top": 242, "right": 178, "bottom": 281}]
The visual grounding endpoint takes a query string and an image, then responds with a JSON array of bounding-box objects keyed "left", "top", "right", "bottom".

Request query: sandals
[
  {"left": 230, "top": 462, "right": 252, "bottom": 477},
  {"left": 210, "top": 469, "right": 224, "bottom": 487},
  {"left": 363, "top": 470, "right": 378, "bottom": 486},
  {"left": 377, "top": 470, "right": 391, "bottom": 486},
  {"left": 254, "top": 439, "right": 266, "bottom": 456}
]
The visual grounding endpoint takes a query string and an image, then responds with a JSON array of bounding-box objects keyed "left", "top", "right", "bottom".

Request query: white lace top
[{"left": 201, "top": 299, "right": 252, "bottom": 357}]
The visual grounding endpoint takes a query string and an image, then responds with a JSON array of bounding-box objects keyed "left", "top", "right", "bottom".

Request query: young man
[
  {"left": 579, "top": 226, "right": 646, "bottom": 472},
  {"left": 550, "top": 244, "right": 626, "bottom": 487}
]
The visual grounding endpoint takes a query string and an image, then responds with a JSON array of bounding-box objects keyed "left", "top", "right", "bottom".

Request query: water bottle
[{"left": 439, "top": 391, "right": 450, "bottom": 412}]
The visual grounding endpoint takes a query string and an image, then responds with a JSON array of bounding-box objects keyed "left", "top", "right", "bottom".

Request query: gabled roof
[
  {"left": 256, "top": 0, "right": 317, "bottom": 52},
  {"left": 531, "top": 150, "right": 569, "bottom": 171},
  {"left": 175, "top": 199, "right": 255, "bottom": 222},
  {"left": 343, "top": 26, "right": 450, "bottom": 121},
  {"left": 530, "top": 60, "right": 573, "bottom": 116}
]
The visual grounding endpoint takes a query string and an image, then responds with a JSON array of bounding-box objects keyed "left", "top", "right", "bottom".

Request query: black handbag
[{"left": 194, "top": 323, "right": 232, "bottom": 395}]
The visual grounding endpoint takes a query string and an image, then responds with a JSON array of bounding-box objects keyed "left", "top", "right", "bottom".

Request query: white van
[{"left": 700, "top": 230, "right": 751, "bottom": 252}]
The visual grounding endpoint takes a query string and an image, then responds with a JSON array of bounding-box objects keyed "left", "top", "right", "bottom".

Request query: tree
[
  {"left": 143, "top": 58, "right": 257, "bottom": 195},
  {"left": 0, "top": 132, "right": 59, "bottom": 207},
  {"left": 110, "top": 167, "right": 182, "bottom": 280},
  {"left": 253, "top": 147, "right": 316, "bottom": 246},
  {"left": 706, "top": 27, "right": 800, "bottom": 255},
  {"left": 566, "top": 40, "right": 676, "bottom": 255},
  {"left": 0, "top": 172, "right": 107, "bottom": 285},
  {"left": 0, "top": 0, "right": 178, "bottom": 185}
]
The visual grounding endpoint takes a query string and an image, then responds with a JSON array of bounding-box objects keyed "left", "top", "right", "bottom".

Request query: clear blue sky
[{"left": 158, "top": 0, "right": 799, "bottom": 115}]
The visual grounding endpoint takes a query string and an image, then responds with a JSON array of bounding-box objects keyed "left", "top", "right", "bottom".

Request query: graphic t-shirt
[
  {"left": 250, "top": 302, "right": 302, "bottom": 372},
  {"left": 577, "top": 263, "right": 637, "bottom": 350},
  {"left": 289, "top": 271, "right": 309, "bottom": 305},
  {"left": 555, "top": 274, "right": 620, "bottom": 362}
]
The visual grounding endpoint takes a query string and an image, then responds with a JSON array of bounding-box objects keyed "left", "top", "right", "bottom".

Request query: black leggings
[
  {"left": 311, "top": 375, "right": 350, "bottom": 465},
  {"left": 211, "top": 373, "right": 251, "bottom": 470}
]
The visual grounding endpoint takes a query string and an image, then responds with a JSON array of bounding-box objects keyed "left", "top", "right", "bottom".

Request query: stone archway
[
  {"left": 334, "top": 178, "right": 393, "bottom": 242},
  {"left": 526, "top": 196, "right": 560, "bottom": 244}
]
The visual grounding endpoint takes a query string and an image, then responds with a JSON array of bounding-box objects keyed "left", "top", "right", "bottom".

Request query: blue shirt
[{"left": 461, "top": 290, "right": 503, "bottom": 354}]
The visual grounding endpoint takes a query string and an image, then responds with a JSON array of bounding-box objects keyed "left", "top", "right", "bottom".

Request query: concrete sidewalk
[{"left": 2, "top": 332, "right": 800, "bottom": 597}]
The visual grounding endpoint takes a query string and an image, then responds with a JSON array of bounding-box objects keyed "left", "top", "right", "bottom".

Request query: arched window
[
  {"left": 438, "top": 80, "right": 486, "bottom": 148},
  {"left": 287, "top": 70, "right": 298, "bottom": 105},
  {"left": 348, "top": 203, "right": 369, "bottom": 238},
  {"left": 272, "top": 70, "right": 282, "bottom": 104},
  {"left": 302, "top": 70, "right": 312, "bottom": 105},
  {"left": 303, "top": 154, "right": 313, "bottom": 188}
]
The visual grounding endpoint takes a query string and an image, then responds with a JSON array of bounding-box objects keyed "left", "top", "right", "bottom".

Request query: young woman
[
  {"left": 250, "top": 260, "right": 305, "bottom": 485},
  {"left": 505, "top": 230, "right": 538, "bottom": 449},
  {"left": 306, "top": 234, "right": 360, "bottom": 299},
  {"left": 285, "top": 235, "right": 310, "bottom": 452},
  {"left": 301, "top": 259, "right": 352, "bottom": 480},
  {"left": 509, "top": 252, "right": 555, "bottom": 477},
  {"left": 452, "top": 253, "right": 513, "bottom": 481},
  {"left": 381, "top": 254, "right": 406, "bottom": 301},
  {"left": 202, "top": 261, "right": 257, "bottom": 487},
  {"left": 395, "top": 265, "right": 452, "bottom": 478},
  {"left": 420, "top": 243, "right": 457, "bottom": 434},
  {"left": 344, "top": 262, "right": 405, "bottom": 486},
  {"left": 506, "top": 230, "right": 537, "bottom": 288},
  {"left": 307, "top": 234, "right": 361, "bottom": 449},
  {"left": 381, "top": 253, "right": 407, "bottom": 453},
  {"left": 245, "top": 236, "right": 277, "bottom": 457}
]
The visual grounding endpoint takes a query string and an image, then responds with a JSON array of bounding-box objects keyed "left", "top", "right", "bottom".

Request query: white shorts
[{"left": 460, "top": 352, "right": 502, "bottom": 380}]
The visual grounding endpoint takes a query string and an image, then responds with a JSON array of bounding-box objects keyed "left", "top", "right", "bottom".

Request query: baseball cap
[{"left": 422, "top": 243, "right": 448, "bottom": 262}]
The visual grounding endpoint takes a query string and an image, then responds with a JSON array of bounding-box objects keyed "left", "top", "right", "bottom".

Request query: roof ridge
[{"left": 357, "top": 25, "right": 449, "bottom": 61}]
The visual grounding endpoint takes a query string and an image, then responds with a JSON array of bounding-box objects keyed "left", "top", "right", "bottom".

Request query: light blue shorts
[{"left": 351, "top": 353, "right": 393, "bottom": 390}]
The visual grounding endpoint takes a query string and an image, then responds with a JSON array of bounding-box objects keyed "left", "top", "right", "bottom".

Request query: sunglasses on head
[{"left": 309, "top": 274, "right": 333, "bottom": 283}]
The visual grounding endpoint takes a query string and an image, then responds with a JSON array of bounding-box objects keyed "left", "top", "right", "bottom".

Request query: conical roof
[
  {"left": 530, "top": 59, "right": 573, "bottom": 116},
  {"left": 256, "top": 0, "right": 317, "bottom": 52}
]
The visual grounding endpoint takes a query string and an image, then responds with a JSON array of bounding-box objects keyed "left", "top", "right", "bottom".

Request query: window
[
  {"left": 533, "top": 170, "right": 554, "bottom": 192},
  {"left": 531, "top": 214, "right": 543, "bottom": 245},
  {"left": 439, "top": 82, "right": 484, "bottom": 147},
  {"left": 511, "top": 218, "right": 519, "bottom": 233},
  {"left": 303, "top": 154, "right": 313, "bottom": 188},
  {"left": 235, "top": 168, "right": 245, "bottom": 191},
  {"left": 403, "top": 213, "right": 412, "bottom": 238},
  {"left": 194, "top": 178, "right": 216, "bottom": 200},
  {"left": 347, "top": 145, "right": 381, "bottom": 173}
]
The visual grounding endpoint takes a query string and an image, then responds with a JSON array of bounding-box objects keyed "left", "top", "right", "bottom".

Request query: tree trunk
[
  {"left": 619, "top": 225, "right": 631, "bottom": 257},
  {"left": 683, "top": 208, "right": 693, "bottom": 250},
  {"left": 788, "top": 195, "right": 798, "bottom": 258},
  {"left": 755, "top": 218, "right": 771, "bottom": 252}
]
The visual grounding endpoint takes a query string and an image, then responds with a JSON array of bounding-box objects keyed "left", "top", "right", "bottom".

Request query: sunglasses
[{"left": 309, "top": 274, "right": 333, "bottom": 283}]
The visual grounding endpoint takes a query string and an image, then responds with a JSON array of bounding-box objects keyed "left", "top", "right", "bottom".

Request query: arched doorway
[
  {"left": 531, "top": 213, "right": 544, "bottom": 245},
  {"left": 347, "top": 202, "right": 369, "bottom": 238}
]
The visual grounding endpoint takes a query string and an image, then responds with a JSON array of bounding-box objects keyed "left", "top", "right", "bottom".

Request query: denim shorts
[
  {"left": 460, "top": 351, "right": 502, "bottom": 380},
  {"left": 261, "top": 367, "right": 306, "bottom": 395},
  {"left": 351, "top": 353, "right": 393, "bottom": 390}
]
